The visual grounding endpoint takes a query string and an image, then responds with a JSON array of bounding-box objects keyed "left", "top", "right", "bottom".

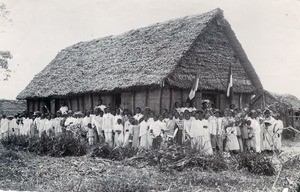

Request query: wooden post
[
  {"left": 68, "top": 98, "right": 72, "bottom": 111},
  {"left": 169, "top": 88, "right": 173, "bottom": 112},
  {"left": 180, "top": 89, "right": 184, "bottom": 106},
  {"left": 50, "top": 99, "right": 55, "bottom": 114},
  {"left": 37, "top": 100, "right": 41, "bottom": 112},
  {"left": 90, "top": 93, "right": 94, "bottom": 113},
  {"left": 131, "top": 91, "right": 136, "bottom": 114},
  {"left": 239, "top": 94, "right": 243, "bottom": 108},
  {"left": 145, "top": 89, "right": 149, "bottom": 107},
  {"left": 26, "top": 100, "right": 30, "bottom": 113},
  {"left": 82, "top": 95, "right": 85, "bottom": 112},
  {"left": 159, "top": 88, "right": 163, "bottom": 114}
]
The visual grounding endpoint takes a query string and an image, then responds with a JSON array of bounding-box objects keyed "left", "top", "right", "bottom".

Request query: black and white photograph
[{"left": 0, "top": 0, "right": 300, "bottom": 191}]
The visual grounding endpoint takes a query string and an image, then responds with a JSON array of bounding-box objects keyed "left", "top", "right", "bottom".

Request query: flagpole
[{"left": 226, "top": 63, "right": 233, "bottom": 107}]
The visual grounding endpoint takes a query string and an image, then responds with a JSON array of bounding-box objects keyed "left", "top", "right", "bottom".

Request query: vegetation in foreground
[{"left": 0, "top": 135, "right": 299, "bottom": 192}]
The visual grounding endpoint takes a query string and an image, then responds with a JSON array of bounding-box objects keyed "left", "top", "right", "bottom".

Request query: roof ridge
[{"left": 164, "top": 9, "right": 223, "bottom": 85}]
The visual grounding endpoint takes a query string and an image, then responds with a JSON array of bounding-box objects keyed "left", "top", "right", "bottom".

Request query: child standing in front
[
  {"left": 114, "top": 119, "right": 124, "bottom": 147},
  {"left": 87, "top": 123, "right": 95, "bottom": 146}
]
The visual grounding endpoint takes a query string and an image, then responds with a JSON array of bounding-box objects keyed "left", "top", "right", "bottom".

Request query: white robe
[
  {"left": 274, "top": 119, "right": 284, "bottom": 150},
  {"left": 150, "top": 121, "right": 165, "bottom": 137},
  {"left": 92, "top": 115, "right": 103, "bottom": 135},
  {"left": 102, "top": 113, "right": 114, "bottom": 143},
  {"left": 202, "top": 119, "right": 213, "bottom": 155},
  {"left": 38, "top": 119, "right": 46, "bottom": 137},
  {"left": 64, "top": 117, "right": 76, "bottom": 127},
  {"left": 11, "top": 118, "right": 19, "bottom": 135},
  {"left": 250, "top": 118, "right": 261, "bottom": 152},
  {"left": 52, "top": 117, "right": 63, "bottom": 135},
  {"left": 0, "top": 118, "right": 9, "bottom": 138},
  {"left": 208, "top": 116, "right": 217, "bottom": 135},
  {"left": 264, "top": 117, "right": 277, "bottom": 150},
  {"left": 134, "top": 113, "right": 144, "bottom": 122},
  {"left": 114, "top": 124, "right": 124, "bottom": 147},
  {"left": 23, "top": 118, "right": 32, "bottom": 135},
  {"left": 82, "top": 116, "right": 92, "bottom": 131},
  {"left": 226, "top": 126, "right": 240, "bottom": 151},
  {"left": 44, "top": 119, "right": 54, "bottom": 136},
  {"left": 123, "top": 122, "right": 133, "bottom": 147},
  {"left": 59, "top": 106, "right": 68, "bottom": 115},
  {"left": 139, "top": 120, "right": 150, "bottom": 149}
]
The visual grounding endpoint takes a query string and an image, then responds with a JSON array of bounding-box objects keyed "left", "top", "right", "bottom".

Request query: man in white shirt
[
  {"left": 95, "top": 99, "right": 106, "bottom": 113},
  {"left": 263, "top": 109, "right": 277, "bottom": 151},
  {"left": 102, "top": 107, "right": 114, "bottom": 145},
  {"left": 92, "top": 109, "right": 104, "bottom": 142},
  {"left": 133, "top": 107, "right": 143, "bottom": 122},
  {"left": 149, "top": 115, "right": 165, "bottom": 149},
  {"left": 59, "top": 101, "right": 69, "bottom": 115},
  {"left": 273, "top": 113, "right": 284, "bottom": 151},
  {"left": 139, "top": 115, "right": 151, "bottom": 149},
  {"left": 0, "top": 115, "right": 9, "bottom": 139}
]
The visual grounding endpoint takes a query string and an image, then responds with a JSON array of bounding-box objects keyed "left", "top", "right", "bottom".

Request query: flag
[
  {"left": 188, "top": 71, "right": 200, "bottom": 100},
  {"left": 226, "top": 63, "right": 233, "bottom": 97}
]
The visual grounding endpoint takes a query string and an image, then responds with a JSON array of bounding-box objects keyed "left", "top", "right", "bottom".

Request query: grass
[{"left": 0, "top": 140, "right": 299, "bottom": 192}]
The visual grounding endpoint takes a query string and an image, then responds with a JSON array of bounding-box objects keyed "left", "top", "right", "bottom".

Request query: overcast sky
[{"left": 0, "top": 0, "right": 300, "bottom": 100}]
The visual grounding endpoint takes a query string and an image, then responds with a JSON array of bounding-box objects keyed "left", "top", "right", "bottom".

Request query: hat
[
  {"left": 74, "top": 111, "right": 83, "bottom": 117},
  {"left": 264, "top": 109, "right": 271, "bottom": 115},
  {"left": 274, "top": 113, "right": 280, "bottom": 117},
  {"left": 33, "top": 111, "right": 41, "bottom": 116}
]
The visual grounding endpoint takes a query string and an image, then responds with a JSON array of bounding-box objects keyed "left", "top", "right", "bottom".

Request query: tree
[{"left": 0, "top": 2, "right": 13, "bottom": 81}]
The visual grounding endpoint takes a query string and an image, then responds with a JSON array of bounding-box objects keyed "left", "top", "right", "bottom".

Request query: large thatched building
[{"left": 17, "top": 8, "right": 263, "bottom": 114}]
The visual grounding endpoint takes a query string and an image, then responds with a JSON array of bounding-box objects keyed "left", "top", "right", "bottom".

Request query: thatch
[
  {"left": 250, "top": 90, "right": 292, "bottom": 113},
  {"left": 0, "top": 100, "right": 26, "bottom": 116},
  {"left": 17, "top": 8, "right": 262, "bottom": 100}
]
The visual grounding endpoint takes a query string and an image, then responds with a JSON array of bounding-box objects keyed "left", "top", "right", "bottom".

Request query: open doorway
[{"left": 113, "top": 93, "right": 121, "bottom": 109}]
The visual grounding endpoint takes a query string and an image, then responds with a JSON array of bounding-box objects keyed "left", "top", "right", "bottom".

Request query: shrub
[
  {"left": 90, "top": 143, "right": 139, "bottom": 161},
  {"left": 1, "top": 135, "right": 30, "bottom": 151},
  {"left": 234, "top": 152, "right": 276, "bottom": 176},
  {"left": 1, "top": 134, "right": 87, "bottom": 157}
]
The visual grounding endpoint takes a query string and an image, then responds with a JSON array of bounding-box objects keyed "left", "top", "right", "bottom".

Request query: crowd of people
[{"left": 0, "top": 99, "right": 284, "bottom": 155}]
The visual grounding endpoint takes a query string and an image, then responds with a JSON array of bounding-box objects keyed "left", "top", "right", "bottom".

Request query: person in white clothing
[
  {"left": 139, "top": 115, "right": 151, "bottom": 149},
  {"left": 114, "top": 119, "right": 124, "bottom": 147},
  {"left": 123, "top": 117, "right": 134, "bottom": 147},
  {"left": 273, "top": 113, "right": 284, "bottom": 151},
  {"left": 59, "top": 101, "right": 69, "bottom": 115},
  {"left": 21, "top": 115, "right": 33, "bottom": 136},
  {"left": 92, "top": 109, "right": 104, "bottom": 143},
  {"left": 202, "top": 113, "right": 213, "bottom": 155},
  {"left": 225, "top": 120, "right": 240, "bottom": 153},
  {"left": 38, "top": 114, "right": 46, "bottom": 137},
  {"left": 249, "top": 111, "right": 261, "bottom": 153},
  {"left": 189, "top": 113, "right": 204, "bottom": 150},
  {"left": 95, "top": 99, "right": 106, "bottom": 113},
  {"left": 133, "top": 107, "right": 144, "bottom": 123},
  {"left": 149, "top": 115, "right": 164, "bottom": 149},
  {"left": 0, "top": 115, "right": 9, "bottom": 138},
  {"left": 102, "top": 107, "right": 114, "bottom": 145},
  {"left": 44, "top": 115, "right": 54, "bottom": 137},
  {"left": 263, "top": 110, "right": 277, "bottom": 151}
]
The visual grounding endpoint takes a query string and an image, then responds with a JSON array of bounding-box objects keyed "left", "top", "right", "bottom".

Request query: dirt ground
[{"left": 0, "top": 139, "right": 299, "bottom": 192}]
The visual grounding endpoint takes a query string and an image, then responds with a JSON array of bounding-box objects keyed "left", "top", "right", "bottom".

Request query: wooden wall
[{"left": 26, "top": 89, "right": 253, "bottom": 115}]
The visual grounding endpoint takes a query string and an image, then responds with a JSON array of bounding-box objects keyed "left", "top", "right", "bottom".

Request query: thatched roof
[
  {"left": 250, "top": 90, "right": 293, "bottom": 115},
  {"left": 0, "top": 100, "right": 26, "bottom": 116},
  {"left": 17, "top": 8, "right": 262, "bottom": 100}
]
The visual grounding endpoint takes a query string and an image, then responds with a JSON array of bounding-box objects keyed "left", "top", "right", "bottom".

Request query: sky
[{"left": 0, "top": 0, "right": 300, "bottom": 100}]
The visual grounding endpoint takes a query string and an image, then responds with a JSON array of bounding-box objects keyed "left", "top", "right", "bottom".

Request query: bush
[
  {"left": 1, "top": 134, "right": 87, "bottom": 157},
  {"left": 234, "top": 153, "right": 276, "bottom": 176},
  {"left": 90, "top": 143, "right": 139, "bottom": 161},
  {"left": 1, "top": 135, "right": 30, "bottom": 151},
  {"left": 123, "top": 145, "right": 228, "bottom": 172}
]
